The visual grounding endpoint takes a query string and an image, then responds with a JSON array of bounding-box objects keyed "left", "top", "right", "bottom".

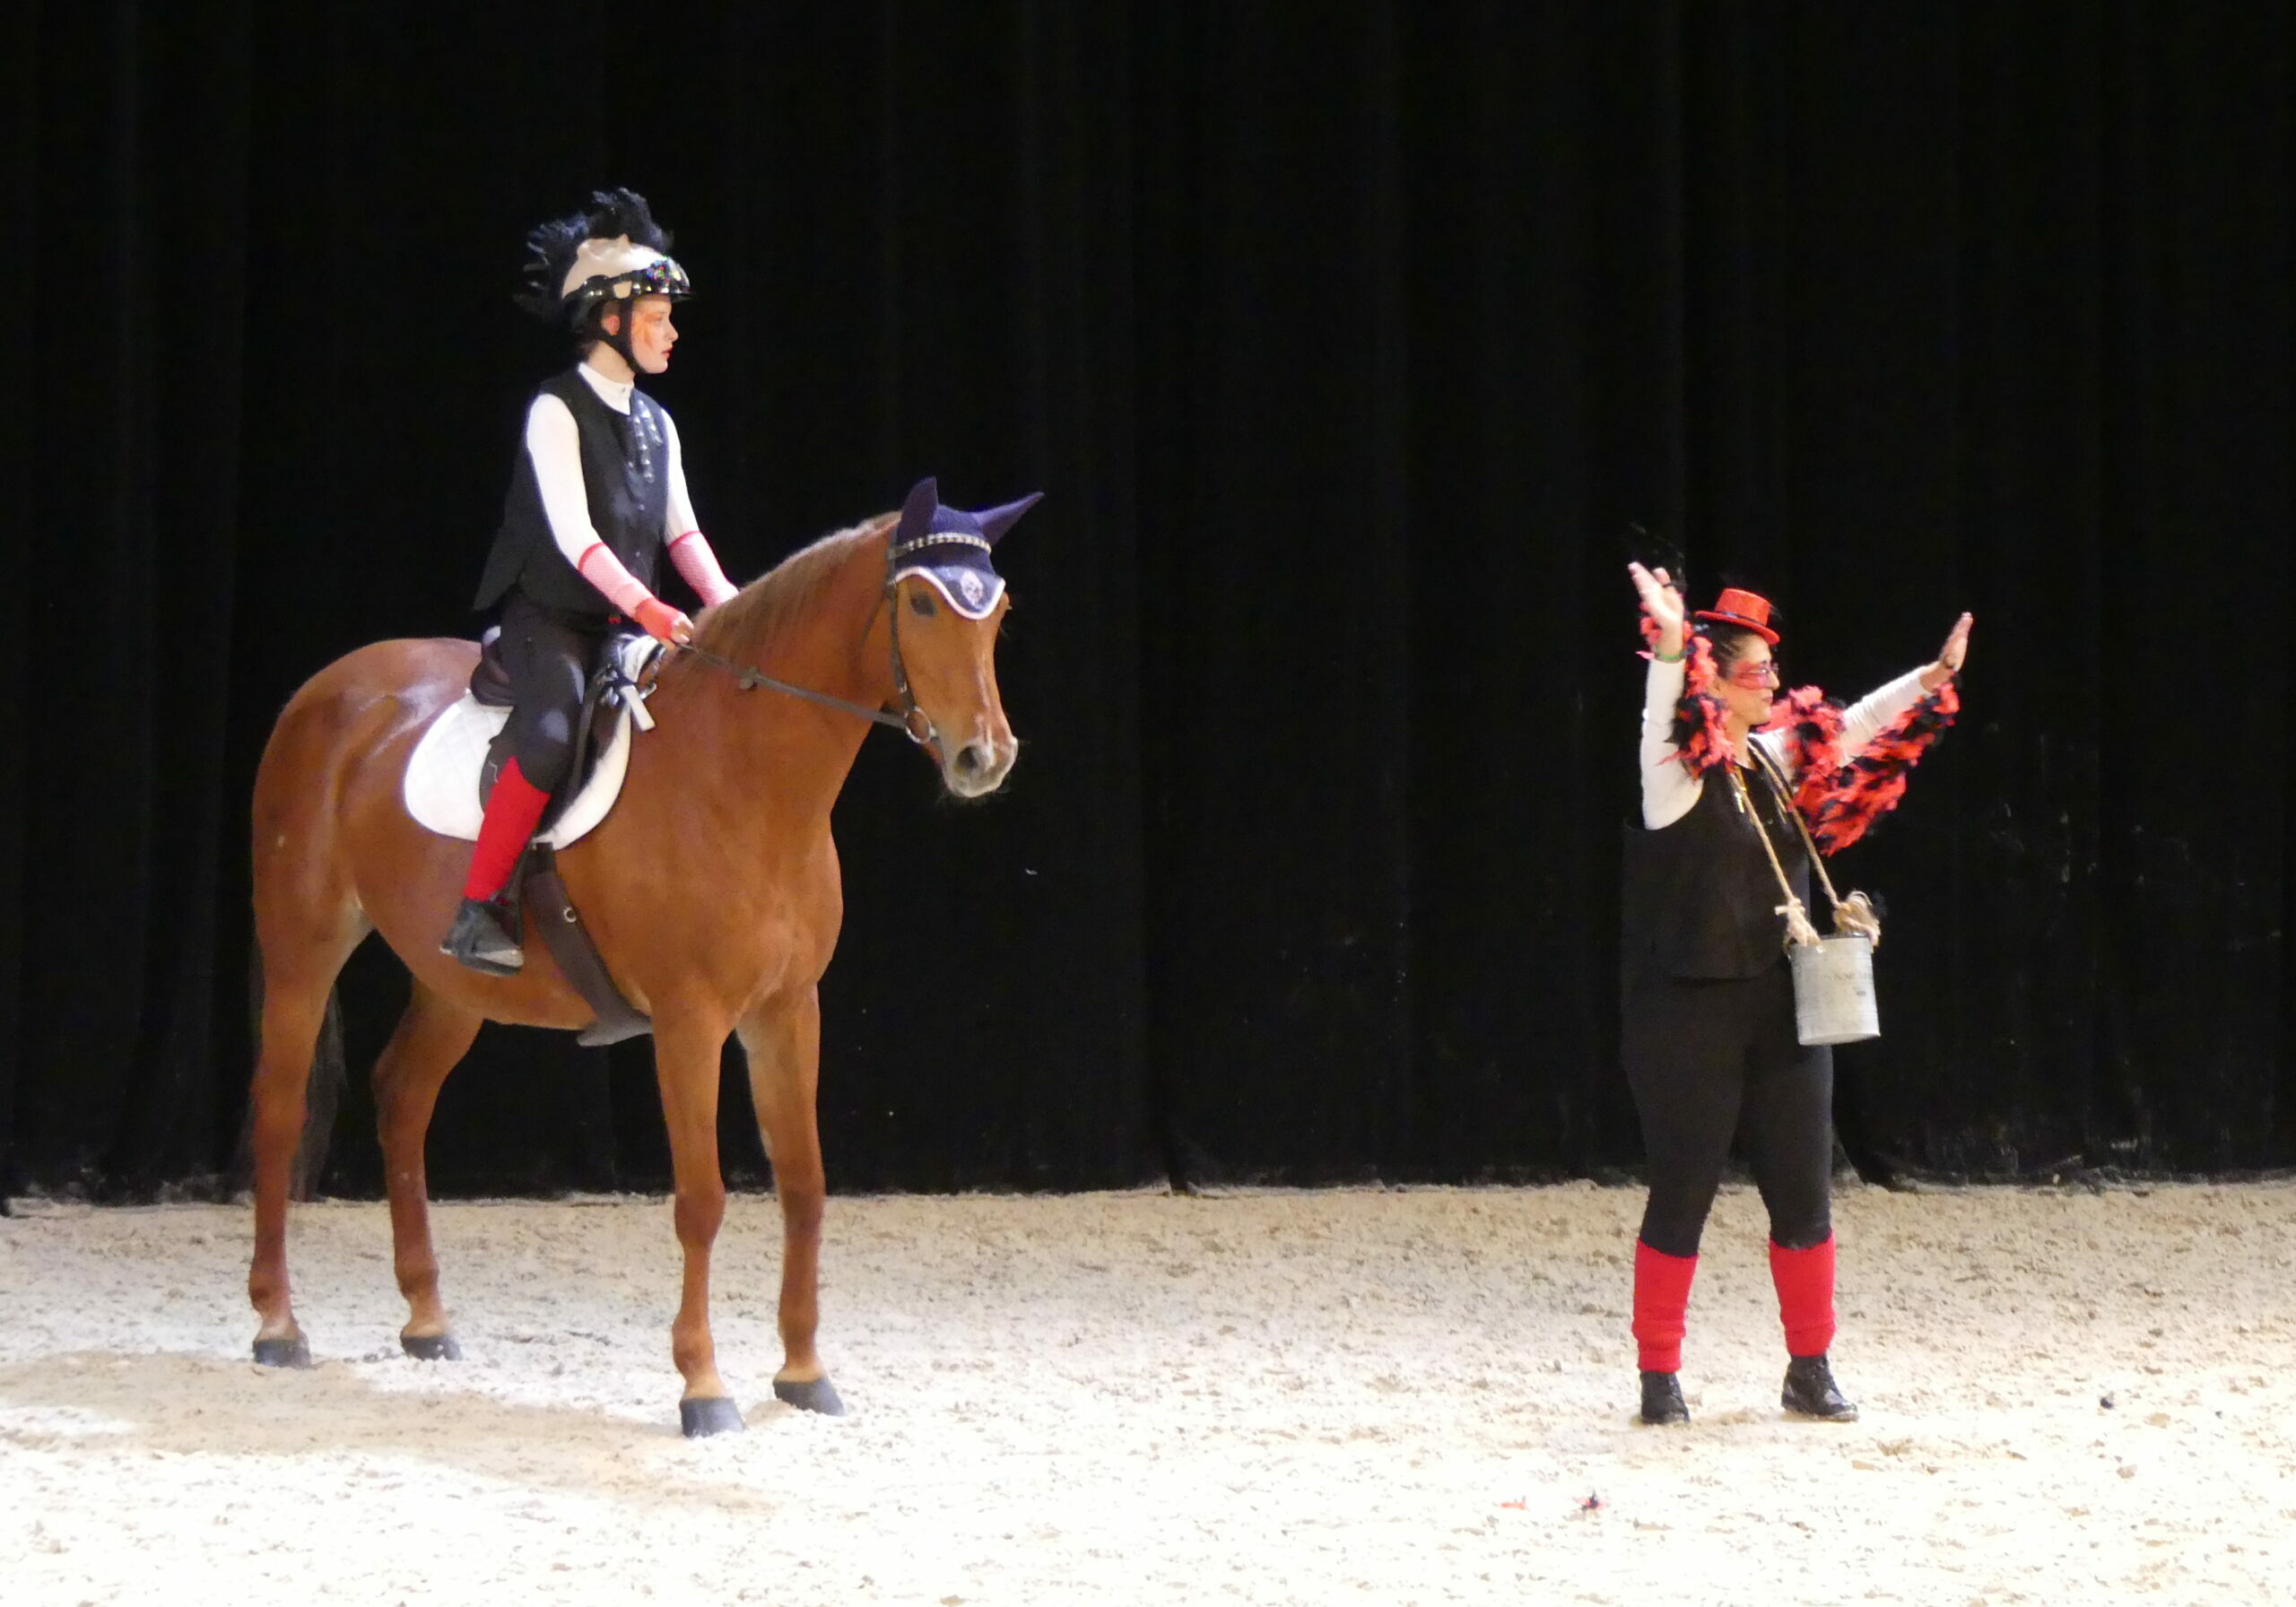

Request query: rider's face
[
  {"left": 604, "top": 295, "right": 678, "bottom": 374},
  {"left": 1718, "top": 642, "right": 1779, "bottom": 730}
]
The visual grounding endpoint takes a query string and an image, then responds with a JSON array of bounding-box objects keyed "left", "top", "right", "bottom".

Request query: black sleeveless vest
[
  {"left": 1621, "top": 751, "right": 1813, "bottom": 986},
  {"left": 474, "top": 368, "right": 673, "bottom": 616}
]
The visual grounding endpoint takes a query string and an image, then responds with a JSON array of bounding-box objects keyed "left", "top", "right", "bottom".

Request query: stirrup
[{"left": 441, "top": 896, "right": 523, "bottom": 976}]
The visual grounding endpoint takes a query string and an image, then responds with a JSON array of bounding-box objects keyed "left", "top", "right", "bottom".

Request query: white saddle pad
[{"left": 402, "top": 636, "right": 660, "bottom": 848}]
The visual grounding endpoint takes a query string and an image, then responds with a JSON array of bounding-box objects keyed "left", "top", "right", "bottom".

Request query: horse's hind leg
[
  {"left": 247, "top": 927, "right": 362, "bottom": 1367},
  {"left": 738, "top": 987, "right": 843, "bottom": 1416},
  {"left": 373, "top": 980, "right": 483, "bottom": 1359}
]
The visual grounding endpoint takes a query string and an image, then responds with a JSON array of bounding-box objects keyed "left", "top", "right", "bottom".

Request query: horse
[{"left": 244, "top": 486, "right": 1022, "bottom": 1436}]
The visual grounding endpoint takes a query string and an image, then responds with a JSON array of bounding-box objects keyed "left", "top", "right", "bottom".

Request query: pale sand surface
[{"left": 3, "top": 1183, "right": 2292, "bottom": 1606}]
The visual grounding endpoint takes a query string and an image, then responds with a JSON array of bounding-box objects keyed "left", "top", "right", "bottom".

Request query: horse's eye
[{"left": 909, "top": 590, "right": 937, "bottom": 618}]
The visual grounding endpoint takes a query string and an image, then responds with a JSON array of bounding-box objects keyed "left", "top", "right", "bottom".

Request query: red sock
[
  {"left": 1769, "top": 1236, "right": 1838, "bottom": 1358},
  {"left": 1631, "top": 1239, "right": 1699, "bottom": 1373},
  {"left": 463, "top": 757, "right": 552, "bottom": 900}
]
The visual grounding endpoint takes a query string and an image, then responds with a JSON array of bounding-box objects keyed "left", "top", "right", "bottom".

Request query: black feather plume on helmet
[{"left": 514, "top": 187, "right": 682, "bottom": 325}]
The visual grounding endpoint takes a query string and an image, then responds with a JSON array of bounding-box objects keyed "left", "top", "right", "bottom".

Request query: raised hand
[
  {"left": 1628, "top": 562, "right": 1686, "bottom": 657},
  {"left": 1920, "top": 612, "right": 1972, "bottom": 691}
]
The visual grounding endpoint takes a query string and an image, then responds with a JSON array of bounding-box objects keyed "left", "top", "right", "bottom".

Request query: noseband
[{"left": 672, "top": 539, "right": 944, "bottom": 756}]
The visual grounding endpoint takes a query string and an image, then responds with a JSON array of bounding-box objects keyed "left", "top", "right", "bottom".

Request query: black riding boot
[
  {"left": 440, "top": 895, "right": 523, "bottom": 976},
  {"left": 1781, "top": 1354, "right": 1858, "bottom": 1420},
  {"left": 1639, "top": 1369, "right": 1690, "bottom": 1425}
]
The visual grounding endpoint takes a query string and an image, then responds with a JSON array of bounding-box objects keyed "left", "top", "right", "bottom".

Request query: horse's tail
[{"left": 233, "top": 946, "right": 348, "bottom": 1202}]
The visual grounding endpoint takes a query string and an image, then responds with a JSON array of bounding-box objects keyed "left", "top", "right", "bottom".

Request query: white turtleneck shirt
[{"left": 523, "top": 355, "right": 701, "bottom": 567}]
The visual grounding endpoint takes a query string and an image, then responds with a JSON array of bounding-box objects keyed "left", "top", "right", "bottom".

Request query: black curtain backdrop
[{"left": 9, "top": 3, "right": 2290, "bottom": 1201}]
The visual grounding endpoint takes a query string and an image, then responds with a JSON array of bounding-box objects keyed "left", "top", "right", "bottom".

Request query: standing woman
[{"left": 1619, "top": 563, "right": 1970, "bottom": 1425}]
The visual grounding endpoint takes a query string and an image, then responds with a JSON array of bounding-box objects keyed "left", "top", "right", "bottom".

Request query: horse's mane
[{"left": 693, "top": 513, "right": 894, "bottom": 658}]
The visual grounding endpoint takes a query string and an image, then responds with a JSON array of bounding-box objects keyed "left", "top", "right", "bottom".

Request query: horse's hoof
[
  {"left": 773, "top": 1377, "right": 847, "bottom": 1417},
  {"left": 679, "top": 1396, "right": 745, "bottom": 1438},
  {"left": 251, "top": 1334, "right": 310, "bottom": 1368},
  {"left": 401, "top": 1333, "right": 462, "bottom": 1362}
]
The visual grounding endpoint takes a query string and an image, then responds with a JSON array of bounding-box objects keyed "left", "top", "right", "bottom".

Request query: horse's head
[{"left": 887, "top": 477, "right": 1039, "bottom": 799}]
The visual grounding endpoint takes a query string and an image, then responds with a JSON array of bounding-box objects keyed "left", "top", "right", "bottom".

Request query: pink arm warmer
[
  {"left": 575, "top": 543, "right": 657, "bottom": 618},
  {"left": 667, "top": 531, "right": 739, "bottom": 609}
]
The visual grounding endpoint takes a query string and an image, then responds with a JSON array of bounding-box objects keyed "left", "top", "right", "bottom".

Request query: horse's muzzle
[{"left": 944, "top": 735, "right": 1015, "bottom": 799}]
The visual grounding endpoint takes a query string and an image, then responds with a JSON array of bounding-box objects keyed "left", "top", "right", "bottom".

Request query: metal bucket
[{"left": 1790, "top": 935, "right": 1880, "bottom": 1047}]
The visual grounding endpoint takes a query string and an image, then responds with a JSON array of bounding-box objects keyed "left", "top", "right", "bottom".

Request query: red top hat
[{"left": 1693, "top": 586, "right": 1779, "bottom": 645}]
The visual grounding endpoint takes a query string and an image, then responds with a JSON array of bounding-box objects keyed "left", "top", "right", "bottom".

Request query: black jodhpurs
[
  {"left": 495, "top": 590, "right": 613, "bottom": 796},
  {"left": 1622, "top": 960, "right": 1834, "bottom": 1258}
]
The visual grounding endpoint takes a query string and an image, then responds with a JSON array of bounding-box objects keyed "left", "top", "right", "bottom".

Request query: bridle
[{"left": 670, "top": 534, "right": 987, "bottom": 759}]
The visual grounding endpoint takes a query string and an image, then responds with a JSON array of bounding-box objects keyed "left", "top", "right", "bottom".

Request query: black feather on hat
[{"left": 515, "top": 187, "right": 679, "bottom": 324}]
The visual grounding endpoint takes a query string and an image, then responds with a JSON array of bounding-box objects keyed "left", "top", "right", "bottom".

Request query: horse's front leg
[
  {"left": 653, "top": 1002, "right": 742, "bottom": 1437},
  {"left": 737, "top": 986, "right": 844, "bottom": 1415}
]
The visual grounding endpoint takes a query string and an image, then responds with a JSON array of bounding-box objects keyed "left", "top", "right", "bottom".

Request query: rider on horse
[{"left": 440, "top": 188, "right": 740, "bottom": 976}]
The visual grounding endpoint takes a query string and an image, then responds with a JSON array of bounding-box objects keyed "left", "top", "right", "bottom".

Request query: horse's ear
[
  {"left": 973, "top": 491, "right": 1043, "bottom": 547},
  {"left": 898, "top": 477, "right": 940, "bottom": 545}
]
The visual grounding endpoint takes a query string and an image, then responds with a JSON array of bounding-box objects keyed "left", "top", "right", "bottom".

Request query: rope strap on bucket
[{"left": 1728, "top": 748, "right": 1883, "bottom": 953}]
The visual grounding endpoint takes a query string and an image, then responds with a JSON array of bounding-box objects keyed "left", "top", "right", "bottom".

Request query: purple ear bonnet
[{"left": 889, "top": 476, "right": 1041, "bottom": 620}]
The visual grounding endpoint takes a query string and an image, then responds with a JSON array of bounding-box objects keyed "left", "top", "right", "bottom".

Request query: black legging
[
  {"left": 1622, "top": 960, "right": 1834, "bottom": 1257},
  {"left": 495, "top": 590, "right": 614, "bottom": 795}
]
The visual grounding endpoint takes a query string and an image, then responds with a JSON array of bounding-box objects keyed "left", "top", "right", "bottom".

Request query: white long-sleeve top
[
  {"left": 522, "top": 357, "right": 738, "bottom": 612},
  {"left": 1639, "top": 656, "right": 1930, "bottom": 830},
  {"left": 525, "top": 359, "right": 700, "bottom": 560}
]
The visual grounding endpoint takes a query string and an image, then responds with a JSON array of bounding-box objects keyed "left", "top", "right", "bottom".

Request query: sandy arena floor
[{"left": 2, "top": 1182, "right": 2292, "bottom": 1606}]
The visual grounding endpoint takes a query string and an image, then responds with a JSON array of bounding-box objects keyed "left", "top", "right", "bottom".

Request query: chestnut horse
[{"left": 245, "top": 507, "right": 1015, "bottom": 1435}]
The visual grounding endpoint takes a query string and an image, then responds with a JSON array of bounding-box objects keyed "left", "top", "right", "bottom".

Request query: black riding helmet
[{"left": 516, "top": 187, "right": 692, "bottom": 372}]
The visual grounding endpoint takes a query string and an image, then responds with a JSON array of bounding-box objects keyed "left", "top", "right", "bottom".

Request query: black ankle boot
[
  {"left": 1639, "top": 1369, "right": 1689, "bottom": 1425},
  {"left": 440, "top": 895, "right": 523, "bottom": 976},
  {"left": 1781, "top": 1354, "right": 1857, "bottom": 1420}
]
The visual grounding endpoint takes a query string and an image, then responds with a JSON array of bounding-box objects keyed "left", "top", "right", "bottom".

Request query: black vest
[
  {"left": 474, "top": 369, "right": 672, "bottom": 616},
  {"left": 1621, "top": 751, "right": 1813, "bottom": 986}
]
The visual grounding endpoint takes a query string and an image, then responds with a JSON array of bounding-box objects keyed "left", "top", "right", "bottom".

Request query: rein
[{"left": 667, "top": 543, "right": 940, "bottom": 752}]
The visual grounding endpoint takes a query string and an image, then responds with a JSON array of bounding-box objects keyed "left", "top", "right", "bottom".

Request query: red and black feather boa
[
  {"left": 1639, "top": 616, "right": 1735, "bottom": 774},
  {"left": 1640, "top": 615, "right": 1959, "bottom": 856},
  {"left": 1792, "top": 680, "right": 1960, "bottom": 854}
]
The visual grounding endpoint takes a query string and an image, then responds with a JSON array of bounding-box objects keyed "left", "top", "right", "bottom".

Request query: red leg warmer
[
  {"left": 1769, "top": 1235, "right": 1839, "bottom": 1358},
  {"left": 463, "top": 758, "right": 551, "bottom": 900},
  {"left": 1631, "top": 1239, "right": 1699, "bottom": 1373}
]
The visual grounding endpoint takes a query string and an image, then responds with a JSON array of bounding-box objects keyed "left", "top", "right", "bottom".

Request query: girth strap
[{"left": 521, "top": 845, "right": 652, "bottom": 1047}]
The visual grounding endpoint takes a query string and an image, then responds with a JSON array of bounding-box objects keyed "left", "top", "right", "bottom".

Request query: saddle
[
  {"left": 491, "top": 629, "right": 657, "bottom": 1047},
  {"left": 468, "top": 625, "right": 648, "bottom": 829},
  {"left": 403, "top": 630, "right": 663, "bottom": 1047},
  {"left": 403, "top": 630, "right": 660, "bottom": 849}
]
